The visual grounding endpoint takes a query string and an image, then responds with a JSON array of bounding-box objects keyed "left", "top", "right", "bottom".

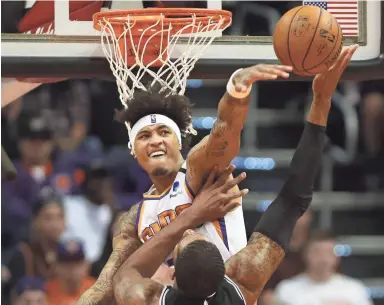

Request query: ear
[{"left": 171, "top": 267, "right": 175, "bottom": 280}]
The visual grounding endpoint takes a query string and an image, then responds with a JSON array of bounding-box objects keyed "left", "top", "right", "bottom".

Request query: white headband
[{"left": 129, "top": 114, "right": 182, "bottom": 153}]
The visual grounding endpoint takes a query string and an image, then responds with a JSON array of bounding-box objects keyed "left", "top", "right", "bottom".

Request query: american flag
[{"left": 303, "top": 1, "right": 359, "bottom": 36}]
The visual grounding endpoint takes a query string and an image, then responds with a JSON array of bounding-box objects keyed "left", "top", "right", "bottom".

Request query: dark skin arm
[
  {"left": 224, "top": 45, "right": 359, "bottom": 305},
  {"left": 75, "top": 204, "right": 141, "bottom": 305},
  {"left": 113, "top": 166, "right": 248, "bottom": 305},
  {"left": 113, "top": 213, "right": 193, "bottom": 305},
  {"left": 186, "top": 65, "right": 292, "bottom": 193}
]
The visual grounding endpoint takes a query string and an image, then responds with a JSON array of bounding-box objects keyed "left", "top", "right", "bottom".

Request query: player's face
[
  {"left": 18, "top": 290, "right": 47, "bottom": 305},
  {"left": 19, "top": 139, "right": 53, "bottom": 165},
  {"left": 172, "top": 230, "right": 210, "bottom": 263},
  {"left": 134, "top": 124, "right": 182, "bottom": 177},
  {"left": 34, "top": 203, "right": 65, "bottom": 241},
  {"left": 56, "top": 261, "right": 88, "bottom": 285},
  {"left": 304, "top": 239, "right": 339, "bottom": 276}
]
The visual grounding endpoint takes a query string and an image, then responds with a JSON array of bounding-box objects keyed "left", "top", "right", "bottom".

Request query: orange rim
[{"left": 93, "top": 8, "right": 232, "bottom": 35}]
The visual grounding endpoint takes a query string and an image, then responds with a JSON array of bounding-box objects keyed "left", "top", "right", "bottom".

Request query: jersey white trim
[
  {"left": 224, "top": 275, "right": 246, "bottom": 304},
  {"left": 159, "top": 286, "right": 170, "bottom": 305}
]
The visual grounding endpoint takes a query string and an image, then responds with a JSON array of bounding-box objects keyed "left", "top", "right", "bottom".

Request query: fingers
[
  {"left": 258, "top": 65, "right": 292, "bottom": 78},
  {"left": 221, "top": 190, "right": 248, "bottom": 213},
  {"left": 330, "top": 47, "right": 350, "bottom": 70},
  {"left": 254, "top": 64, "right": 292, "bottom": 80},
  {"left": 330, "top": 44, "right": 358, "bottom": 71},
  {"left": 225, "top": 188, "right": 249, "bottom": 201},
  {"left": 203, "top": 165, "right": 218, "bottom": 189},
  {"left": 221, "top": 171, "right": 247, "bottom": 192},
  {"left": 222, "top": 201, "right": 241, "bottom": 213},
  {"left": 339, "top": 45, "right": 358, "bottom": 70},
  {"left": 214, "top": 164, "right": 236, "bottom": 187},
  {"left": 220, "top": 189, "right": 249, "bottom": 215}
]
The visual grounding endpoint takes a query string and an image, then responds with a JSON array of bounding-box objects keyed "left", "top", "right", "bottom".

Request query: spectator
[
  {"left": 62, "top": 164, "right": 114, "bottom": 263},
  {"left": 361, "top": 80, "right": 384, "bottom": 159},
  {"left": 260, "top": 210, "right": 312, "bottom": 305},
  {"left": 105, "top": 146, "right": 151, "bottom": 209},
  {"left": 89, "top": 209, "right": 122, "bottom": 278},
  {"left": 11, "top": 277, "right": 47, "bottom": 305},
  {"left": 360, "top": 80, "right": 384, "bottom": 190},
  {"left": 5, "top": 193, "right": 65, "bottom": 299},
  {"left": 2, "top": 111, "right": 96, "bottom": 237},
  {"left": 46, "top": 239, "right": 95, "bottom": 305},
  {"left": 274, "top": 230, "right": 373, "bottom": 305},
  {"left": 2, "top": 112, "right": 56, "bottom": 226}
]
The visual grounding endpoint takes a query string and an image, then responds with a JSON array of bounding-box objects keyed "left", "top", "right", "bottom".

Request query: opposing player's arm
[
  {"left": 75, "top": 204, "right": 141, "bottom": 305},
  {"left": 225, "top": 96, "right": 331, "bottom": 305},
  {"left": 224, "top": 46, "right": 358, "bottom": 305},
  {"left": 186, "top": 65, "right": 292, "bottom": 193}
]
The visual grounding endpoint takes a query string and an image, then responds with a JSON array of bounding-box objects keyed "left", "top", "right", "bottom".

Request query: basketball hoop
[{"left": 93, "top": 8, "right": 232, "bottom": 107}]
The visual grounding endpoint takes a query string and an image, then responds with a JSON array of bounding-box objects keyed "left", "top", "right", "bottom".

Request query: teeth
[{"left": 150, "top": 151, "right": 165, "bottom": 157}]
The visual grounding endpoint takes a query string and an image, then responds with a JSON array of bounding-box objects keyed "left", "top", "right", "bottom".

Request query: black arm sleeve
[{"left": 254, "top": 122, "right": 326, "bottom": 251}]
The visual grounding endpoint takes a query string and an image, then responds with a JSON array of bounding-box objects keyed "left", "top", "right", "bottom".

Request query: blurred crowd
[
  {"left": 1, "top": 1, "right": 384, "bottom": 305},
  {"left": 1, "top": 80, "right": 152, "bottom": 305},
  {"left": 2, "top": 78, "right": 382, "bottom": 305}
]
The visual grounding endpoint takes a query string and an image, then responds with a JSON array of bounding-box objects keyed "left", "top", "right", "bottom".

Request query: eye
[
  {"left": 138, "top": 134, "right": 149, "bottom": 140},
  {"left": 161, "top": 130, "right": 171, "bottom": 136}
]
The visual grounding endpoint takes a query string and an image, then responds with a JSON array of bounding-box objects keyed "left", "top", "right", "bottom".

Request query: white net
[
  {"left": 97, "top": 12, "right": 230, "bottom": 150},
  {"left": 98, "top": 13, "right": 230, "bottom": 105}
]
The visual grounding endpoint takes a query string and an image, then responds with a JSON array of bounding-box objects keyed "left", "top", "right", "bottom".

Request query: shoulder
[
  {"left": 62, "top": 195, "right": 86, "bottom": 210},
  {"left": 221, "top": 275, "right": 247, "bottom": 303},
  {"left": 333, "top": 274, "right": 369, "bottom": 291},
  {"left": 186, "top": 136, "right": 209, "bottom": 168},
  {"left": 113, "top": 204, "right": 140, "bottom": 238},
  {"left": 119, "top": 278, "right": 164, "bottom": 305},
  {"left": 275, "top": 274, "right": 308, "bottom": 295},
  {"left": 45, "top": 278, "right": 59, "bottom": 291}
]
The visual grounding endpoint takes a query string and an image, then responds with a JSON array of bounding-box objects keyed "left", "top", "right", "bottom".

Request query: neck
[
  {"left": 22, "top": 158, "right": 49, "bottom": 168},
  {"left": 150, "top": 158, "right": 184, "bottom": 194},
  {"left": 306, "top": 269, "right": 333, "bottom": 282},
  {"left": 33, "top": 234, "right": 57, "bottom": 251},
  {"left": 60, "top": 278, "right": 81, "bottom": 294},
  {"left": 150, "top": 172, "right": 178, "bottom": 194}
]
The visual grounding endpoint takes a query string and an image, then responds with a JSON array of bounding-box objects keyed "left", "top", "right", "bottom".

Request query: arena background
[{"left": 1, "top": 1, "right": 384, "bottom": 305}]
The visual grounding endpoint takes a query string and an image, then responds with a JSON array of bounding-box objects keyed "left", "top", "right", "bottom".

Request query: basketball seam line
[
  {"left": 304, "top": 15, "right": 342, "bottom": 71},
  {"left": 287, "top": 6, "right": 306, "bottom": 73},
  {"left": 301, "top": 7, "right": 323, "bottom": 73}
]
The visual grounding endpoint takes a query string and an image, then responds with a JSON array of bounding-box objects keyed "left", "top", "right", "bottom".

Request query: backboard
[{"left": 1, "top": 0, "right": 383, "bottom": 80}]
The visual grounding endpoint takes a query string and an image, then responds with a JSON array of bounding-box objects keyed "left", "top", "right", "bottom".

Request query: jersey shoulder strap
[
  {"left": 211, "top": 275, "right": 246, "bottom": 305},
  {"left": 158, "top": 276, "right": 246, "bottom": 305}
]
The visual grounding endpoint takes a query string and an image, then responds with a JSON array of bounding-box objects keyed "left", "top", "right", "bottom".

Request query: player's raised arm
[
  {"left": 75, "top": 204, "right": 141, "bottom": 305},
  {"left": 112, "top": 166, "right": 248, "bottom": 305},
  {"left": 186, "top": 65, "right": 292, "bottom": 192},
  {"left": 225, "top": 45, "right": 359, "bottom": 305}
]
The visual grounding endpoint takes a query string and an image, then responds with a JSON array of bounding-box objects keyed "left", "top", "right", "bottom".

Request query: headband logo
[{"left": 150, "top": 115, "right": 156, "bottom": 123}]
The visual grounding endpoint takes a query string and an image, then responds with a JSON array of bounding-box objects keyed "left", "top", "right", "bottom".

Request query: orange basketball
[{"left": 273, "top": 5, "right": 343, "bottom": 76}]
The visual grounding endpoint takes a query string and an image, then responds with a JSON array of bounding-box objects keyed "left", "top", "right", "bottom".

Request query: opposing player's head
[
  {"left": 116, "top": 85, "right": 194, "bottom": 177},
  {"left": 173, "top": 231, "right": 225, "bottom": 299}
]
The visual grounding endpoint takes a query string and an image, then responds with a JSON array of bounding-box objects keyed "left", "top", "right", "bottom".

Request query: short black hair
[
  {"left": 175, "top": 240, "right": 225, "bottom": 299},
  {"left": 115, "top": 84, "right": 194, "bottom": 148},
  {"left": 32, "top": 187, "right": 63, "bottom": 217}
]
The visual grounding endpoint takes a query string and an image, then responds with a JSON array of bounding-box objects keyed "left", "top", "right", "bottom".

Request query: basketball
[{"left": 273, "top": 5, "right": 343, "bottom": 76}]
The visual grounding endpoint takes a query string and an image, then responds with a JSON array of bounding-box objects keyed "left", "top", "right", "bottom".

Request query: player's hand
[
  {"left": 187, "top": 165, "right": 249, "bottom": 224},
  {"left": 312, "top": 44, "right": 359, "bottom": 101},
  {"left": 232, "top": 64, "right": 292, "bottom": 93}
]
